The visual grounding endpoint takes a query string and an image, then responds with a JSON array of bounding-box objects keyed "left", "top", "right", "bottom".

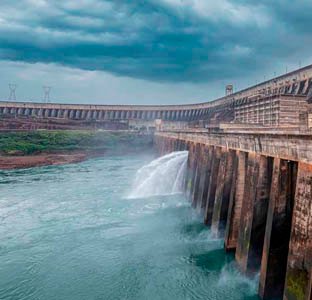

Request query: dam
[
  {"left": 1, "top": 64, "right": 312, "bottom": 300},
  {"left": 154, "top": 131, "right": 312, "bottom": 300},
  {"left": 1, "top": 64, "right": 312, "bottom": 131}
]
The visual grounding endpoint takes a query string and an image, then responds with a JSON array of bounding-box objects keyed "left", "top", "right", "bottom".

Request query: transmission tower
[
  {"left": 9, "top": 84, "right": 17, "bottom": 101},
  {"left": 43, "top": 86, "right": 52, "bottom": 103}
]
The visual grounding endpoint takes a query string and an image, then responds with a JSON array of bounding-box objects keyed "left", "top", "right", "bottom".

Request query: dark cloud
[{"left": 0, "top": 0, "right": 311, "bottom": 82}]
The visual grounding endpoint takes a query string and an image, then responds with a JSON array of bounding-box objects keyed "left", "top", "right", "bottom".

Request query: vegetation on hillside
[{"left": 0, "top": 130, "right": 153, "bottom": 155}]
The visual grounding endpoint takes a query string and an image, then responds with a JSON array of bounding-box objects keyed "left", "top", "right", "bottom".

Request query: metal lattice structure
[
  {"left": 43, "top": 86, "right": 52, "bottom": 103},
  {"left": 8, "top": 84, "right": 17, "bottom": 101}
]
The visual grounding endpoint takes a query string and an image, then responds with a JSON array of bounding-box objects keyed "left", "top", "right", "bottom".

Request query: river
[{"left": 0, "top": 152, "right": 259, "bottom": 300}]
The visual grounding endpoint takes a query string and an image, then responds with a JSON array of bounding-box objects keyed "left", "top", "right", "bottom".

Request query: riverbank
[
  {"left": 0, "top": 152, "right": 89, "bottom": 170},
  {"left": 0, "top": 130, "right": 153, "bottom": 170}
]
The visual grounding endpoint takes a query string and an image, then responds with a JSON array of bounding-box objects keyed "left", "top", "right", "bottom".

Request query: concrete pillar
[
  {"left": 284, "top": 162, "right": 312, "bottom": 300},
  {"left": 37, "top": 109, "right": 42, "bottom": 117},
  {"left": 146, "top": 111, "right": 151, "bottom": 120},
  {"left": 179, "top": 111, "right": 183, "bottom": 120},
  {"left": 204, "top": 147, "right": 222, "bottom": 226},
  {"left": 176, "top": 139, "right": 186, "bottom": 152},
  {"left": 86, "top": 110, "right": 93, "bottom": 119},
  {"left": 63, "top": 110, "right": 69, "bottom": 118},
  {"left": 236, "top": 154, "right": 273, "bottom": 274},
  {"left": 166, "top": 138, "right": 175, "bottom": 154},
  {"left": 197, "top": 146, "right": 214, "bottom": 212},
  {"left": 185, "top": 110, "right": 189, "bottom": 119},
  {"left": 163, "top": 111, "right": 167, "bottom": 120},
  {"left": 168, "top": 111, "right": 172, "bottom": 121},
  {"left": 259, "top": 159, "right": 297, "bottom": 300},
  {"left": 75, "top": 110, "right": 81, "bottom": 119},
  {"left": 57, "top": 109, "right": 62, "bottom": 118},
  {"left": 69, "top": 110, "right": 75, "bottom": 119},
  {"left": 191, "top": 143, "right": 201, "bottom": 200},
  {"left": 79, "top": 110, "right": 85, "bottom": 119},
  {"left": 211, "top": 150, "right": 237, "bottom": 236},
  {"left": 188, "top": 143, "right": 200, "bottom": 200},
  {"left": 171, "top": 111, "right": 176, "bottom": 120},
  {"left": 191, "top": 144, "right": 205, "bottom": 208},
  {"left": 111, "top": 110, "right": 116, "bottom": 119},
  {"left": 224, "top": 151, "right": 247, "bottom": 251},
  {"left": 185, "top": 142, "right": 195, "bottom": 196},
  {"left": 180, "top": 111, "right": 184, "bottom": 120},
  {"left": 97, "top": 110, "right": 103, "bottom": 119},
  {"left": 174, "top": 111, "right": 179, "bottom": 120},
  {"left": 113, "top": 110, "right": 117, "bottom": 119},
  {"left": 189, "top": 110, "right": 194, "bottom": 120}
]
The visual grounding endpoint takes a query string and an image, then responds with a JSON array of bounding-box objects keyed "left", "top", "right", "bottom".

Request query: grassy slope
[{"left": 0, "top": 131, "right": 153, "bottom": 155}]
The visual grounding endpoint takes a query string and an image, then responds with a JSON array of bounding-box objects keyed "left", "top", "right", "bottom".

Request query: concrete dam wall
[
  {"left": 154, "top": 132, "right": 312, "bottom": 300},
  {"left": 1, "top": 64, "right": 312, "bottom": 131}
]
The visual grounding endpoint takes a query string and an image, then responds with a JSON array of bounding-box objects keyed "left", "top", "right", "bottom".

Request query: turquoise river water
[{"left": 0, "top": 153, "right": 259, "bottom": 300}]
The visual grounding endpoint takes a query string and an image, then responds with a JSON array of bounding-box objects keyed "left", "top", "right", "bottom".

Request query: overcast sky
[{"left": 0, "top": 0, "right": 311, "bottom": 105}]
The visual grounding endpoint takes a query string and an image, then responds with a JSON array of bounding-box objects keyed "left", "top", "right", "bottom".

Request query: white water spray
[{"left": 128, "top": 151, "right": 189, "bottom": 199}]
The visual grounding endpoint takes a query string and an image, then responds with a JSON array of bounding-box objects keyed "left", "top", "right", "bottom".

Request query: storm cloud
[{"left": 0, "top": 0, "right": 311, "bottom": 83}]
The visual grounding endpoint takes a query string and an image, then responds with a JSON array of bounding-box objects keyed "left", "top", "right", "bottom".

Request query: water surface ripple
[{"left": 0, "top": 154, "right": 258, "bottom": 300}]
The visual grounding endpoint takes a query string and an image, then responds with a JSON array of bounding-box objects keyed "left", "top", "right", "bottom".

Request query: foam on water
[
  {"left": 0, "top": 154, "right": 259, "bottom": 300},
  {"left": 128, "top": 151, "right": 188, "bottom": 199}
]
